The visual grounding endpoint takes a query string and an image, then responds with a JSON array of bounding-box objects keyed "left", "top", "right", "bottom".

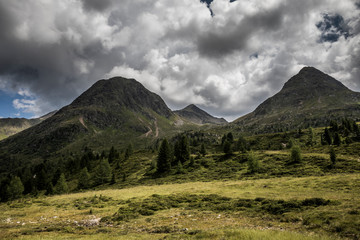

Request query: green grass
[{"left": 0, "top": 174, "right": 358, "bottom": 239}]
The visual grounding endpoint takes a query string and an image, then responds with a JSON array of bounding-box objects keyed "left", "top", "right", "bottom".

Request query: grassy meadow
[
  {"left": 0, "top": 172, "right": 359, "bottom": 239},
  {"left": 1, "top": 125, "right": 360, "bottom": 239}
]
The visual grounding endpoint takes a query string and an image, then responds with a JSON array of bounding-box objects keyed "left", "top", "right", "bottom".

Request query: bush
[{"left": 290, "top": 146, "right": 302, "bottom": 163}]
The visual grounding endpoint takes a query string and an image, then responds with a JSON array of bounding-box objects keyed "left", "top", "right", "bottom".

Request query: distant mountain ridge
[
  {"left": 0, "top": 111, "right": 56, "bottom": 140},
  {"left": 174, "top": 104, "right": 227, "bottom": 125},
  {"left": 0, "top": 77, "right": 178, "bottom": 159},
  {"left": 0, "top": 77, "right": 213, "bottom": 173},
  {"left": 233, "top": 67, "right": 360, "bottom": 133}
]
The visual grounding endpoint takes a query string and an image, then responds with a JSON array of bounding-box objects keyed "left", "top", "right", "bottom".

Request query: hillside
[
  {"left": 0, "top": 111, "right": 56, "bottom": 140},
  {"left": 174, "top": 104, "right": 227, "bottom": 125},
  {"left": 0, "top": 77, "right": 196, "bottom": 173},
  {"left": 233, "top": 67, "right": 360, "bottom": 133}
]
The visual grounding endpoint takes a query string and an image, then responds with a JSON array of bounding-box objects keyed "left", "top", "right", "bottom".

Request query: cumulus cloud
[{"left": 0, "top": 0, "right": 359, "bottom": 121}]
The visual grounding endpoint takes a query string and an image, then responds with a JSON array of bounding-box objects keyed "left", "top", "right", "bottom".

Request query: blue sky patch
[{"left": 316, "top": 13, "right": 350, "bottom": 43}]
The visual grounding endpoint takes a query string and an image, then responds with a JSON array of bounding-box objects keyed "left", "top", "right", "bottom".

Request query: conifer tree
[
  {"left": 200, "top": 143, "right": 207, "bottom": 156},
  {"left": 333, "top": 132, "right": 341, "bottom": 146},
  {"left": 36, "top": 168, "right": 49, "bottom": 191},
  {"left": 221, "top": 134, "right": 227, "bottom": 145},
  {"left": 324, "top": 128, "right": 332, "bottom": 145},
  {"left": 45, "top": 182, "right": 54, "bottom": 195},
  {"left": 7, "top": 176, "right": 24, "bottom": 200},
  {"left": 78, "top": 167, "right": 90, "bottom": 189},
  {"left": 247, "top": 151, "right": 259, "bottom": 173},
  {"left": 290, "top": 146, "right": 302, "bottom": 163},
  {"left": 227, "top": 132, "right": 234, "bottom": 143},
  {"left": 108, "top": 146, "right": 117, "bottom": 163},
  {"left": 176, "top": 161, "right": 185, "bottom": 174},
  {"left": 307, "top": 127, "right": 315, "bottom": 146},
  {"left": 329, "top": 147, "right": 336, "bottom": 166},
  {"left": 236, "top": 136, "right": 247, "bottom": 152},
  {"left": 110, "top": 170, "right": 116, "bottom": 185},
  {"left": 124, "top": 143, "right": 133, "bottom": 160},
  {"left": 223, "top": 140, "right": 232, "bottom": 155},
  {"left": 54, "top": 173, "right": 68, "bottom": 194},
  {"left": 175, "top": 135, "right": 190, "bottom": 164},
  {"left": 156, "top": 139, "right": 171, "bottom": 174},
  {"left": 94, "top": 159, "right": 112, "bottom": 185}
]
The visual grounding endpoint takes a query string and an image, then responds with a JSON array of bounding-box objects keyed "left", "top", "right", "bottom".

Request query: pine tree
[
  {"left": 108, "top": 146, "right": 117, "bottom": 163},
  {"left": 290, "top": 146, "right": 302, "bottom": 163},
  {"left": 200, "top": 143, "right": 207, "bottom": 156},
  {"left": 52, "top": 169, "right": 62, "bottom": 186},
  {"left": 333, "top": 132, "right": 341, "bottom": 146},
  {"left": 176, "top": 161, "right": 185, "bottom": 174},
  {"left": 329, "top": 147, "right": 336, "bottom": 166},
  {"left": 36, "top": 168, "right": 49, "bottom": 190},
  {"left": 237, "top": 136, "right": 247, "bottom": 152},
  {"left": 54, "top": 173, "right": 68, "bottom": 194},
  {"left": 156, "top": 139, "right": 171, "bottom": 174},
  {"left": 247, "top": 151, "right": 259, "bottom": 173},
  {"left": 324, "top": 128, "right": 332, "bottom": 145},
  {"left": 330, "top": 120, "right": 339, "bottom": 131},
  {"left": 125, "top": 143, "right": 133, "bottom": 160},
  {"left": 223, "top": 140, "right": 232, "bottom": 155},
  {"left": 221, "top": 134, "right": 227, "bottom": 145},
  {"left": 307, "top": 127, "right": 315, "bottom": 146},
  {"left": 110, "top": 170, "right": 116, "bottom": 185},
  {"left": 174, "top": 135, "right": 190, "bottom": 164},
  {"left": 94, "top": 159, "right": 112, "bottom": 185},
  {"left": 78, "top": 167, "right": 90, "bottom": 189},
  {"left": 45, "top": 182, "right": 54, "bottom": 195},
  {"left": 7, "top": 176, "right": 24, "bottom": 200},
  {"left": 288, "top": 138, "right": 294, "bottom": 149},
  {"left": 227, "top": 132, "right": 234, "bottom": 143}
]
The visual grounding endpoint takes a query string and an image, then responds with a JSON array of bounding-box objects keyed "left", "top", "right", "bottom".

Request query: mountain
[
  {"left": 0, "top": 111, "right": 56, "bottom": 140},
  {"left": 233, "top": 67, "right": 360, "bottom": 133},
  {"left": 0, "top": 77, "right": 192, "bottom": 172},
  {"left": 174, "top": 104, "right": 227, "bottom": 125}
]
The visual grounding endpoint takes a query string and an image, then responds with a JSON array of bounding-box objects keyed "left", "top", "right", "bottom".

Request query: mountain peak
[
  {"left": 69, "top": 76, "right": 173, "bottom": 118},
  {"left": 233, "top": 67, "right": 360, "bottom": 133},
  {"left": 183, "top": 104, "right": 200, "bottom": 111},
  {"left": 282, "top": 67, "right": 349, "bottom": 93},
  {"left": 174, "top": 104, "right": 227, "bottom": 125}
]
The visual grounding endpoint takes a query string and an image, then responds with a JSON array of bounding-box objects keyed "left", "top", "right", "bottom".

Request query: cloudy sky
[{"left": 0, "top": 0, "right": 359, "bottom": 120}]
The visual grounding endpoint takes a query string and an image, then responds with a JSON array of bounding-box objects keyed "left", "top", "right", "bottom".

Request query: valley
[{"left": 0, "top": 67, "right": 360, "bottom": 239}]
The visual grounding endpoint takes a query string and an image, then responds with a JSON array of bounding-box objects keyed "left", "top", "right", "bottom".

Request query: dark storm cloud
[
  {"left": 81, "top": 0, "right": 112, "bottom": 12},
  {"left": 316, "top": 13, "right": 350, "bottom": 42},
  {"left": 0, "top": 0, "right": 359, "bottom": 120},
  {"left": 197, "top": 6, "right": 284, "bottom": 58}
]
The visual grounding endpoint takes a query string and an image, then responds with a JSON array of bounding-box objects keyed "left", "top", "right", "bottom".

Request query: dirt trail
[
  {"left": 144, "top": 126, "right": 153, "bottom": 137},
  {"left": 79, "top": 117, "right": 88, "bottom": 130},
  {"left": 154, "top": 119, "right": 159, "bottom": 137}
]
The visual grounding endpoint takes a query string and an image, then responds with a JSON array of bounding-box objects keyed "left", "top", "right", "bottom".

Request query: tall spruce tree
[
  {"left": 329, "top": 147, "right": 337, "bottom": 166},
  {"left": 7, "top": 176, "right": 24, "bottom": 200},
  {"left": 94, "top": 159, "right": 112, "bottom": 185},
  {"left": 227, "top": 132, "right": 234, "bottom": 143},
  {"left": 290, "top": 146, "right": 302, "bottom": 163},
  {"left": 333, "top": 132, "right": 341, "bottom": 146},
  {"left": 236, "top": 136, "right": 247, "bottom": 152},
  {"left": 78, "top": 167, "right": 90, "bottom": 189},
  {"left": 108, "top": 146, "right": 117, "bottom": 163},
  {"left": 307, "top": 127, "right": 315, "bottom": 146},
  {"left": 157, "top": 139, "right": 171, "bottom": 174},
  {"left": 247, "top": 151, "right": 259, "bottom": 173},
  {"left": 124, "top": 143, "right": 133, "bottom": 160},
  {"left": 200, "top": 143, "right": 207, "bottom": 156},
  {"left": 175, "top": 135, "right": 190, "bottom": 164},
  {"left": 324, "top": 128, "right": 332, "bottom": 145},
  {"left": 54, "top": 173, "right": 68, "bottom": 194},
  {"left": 223, "top": 140, "right": 232, "bottom": 155}
]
